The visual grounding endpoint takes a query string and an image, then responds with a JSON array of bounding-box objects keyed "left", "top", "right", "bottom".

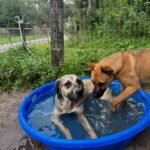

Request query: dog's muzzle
[
  {"left": 92, "top": 88, "right": 106, "bottom": 98},
  {"left": 76, "top": 88, "right": 83, "bottom": 97},
  {"left": 68, "top": 88, "right": 84, "bottom": 101}
]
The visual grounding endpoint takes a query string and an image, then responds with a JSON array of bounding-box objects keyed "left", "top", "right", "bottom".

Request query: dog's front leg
[
  {"left": 51, "top": 114, "right": 73, "bottom": 139},
  {"left": 111, "top": 86, "right": 140, "bottom": 111},
  {"left": 77, "top": 113, "right": 97, "bottom": 138}
]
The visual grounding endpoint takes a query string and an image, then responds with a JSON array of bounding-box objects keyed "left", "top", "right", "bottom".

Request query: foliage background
[{"left": 0, "top": 0, "right": 150, "bottom": 91}]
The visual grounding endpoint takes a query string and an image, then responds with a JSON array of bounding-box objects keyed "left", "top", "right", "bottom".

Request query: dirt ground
[
  {"left": 0, "top": 90, "right": 46, "bottom": 150},
  {"left": 0, "top": 90, "right": 150, "bottom": 150}
]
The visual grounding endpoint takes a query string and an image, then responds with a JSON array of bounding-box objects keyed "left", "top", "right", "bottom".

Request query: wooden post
[
  {"left": 88, "top": 0, "right": 92, "bottom": 10},
  {"left": 88, "top": 0, "right": 96, "bottom": 10},
  {"left": 7, "top": 25, "right": 11, "bottom": 43},
  {"left": 20, "top": 23, "right": 26, "bottom": 50},
  {"left": 96, "top": 0, "right": 99, "bottom": 8},
  {"left": 50, "top": 0, "right": 64, "bottom": 68}
]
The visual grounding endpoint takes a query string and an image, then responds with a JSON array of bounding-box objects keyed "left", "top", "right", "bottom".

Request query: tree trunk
[{"left": 50, "top": 0, "right": 64, "bottom": 68}]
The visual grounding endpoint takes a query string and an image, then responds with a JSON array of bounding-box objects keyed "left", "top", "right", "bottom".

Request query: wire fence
[
  {"left": 0, "top": 0, "right": 149, "bottom": 52},
  {"left": 0, "top": 24, "right": 50, "bottom": 52}
]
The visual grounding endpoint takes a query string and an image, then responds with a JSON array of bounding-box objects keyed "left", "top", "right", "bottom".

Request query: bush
[
  {"left": 0, "top": 34, "right": 150, "bottom": 91},
  {"left": 65, "top": 0, "right": 150, "bottom": 38},
  {"left": 0, "top": 46, "right": 51, "bottom": 90}
]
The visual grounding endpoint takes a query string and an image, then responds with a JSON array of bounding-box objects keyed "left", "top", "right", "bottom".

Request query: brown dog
[{"left": 82, "top": 48, "right": 150, "bottom": 111}]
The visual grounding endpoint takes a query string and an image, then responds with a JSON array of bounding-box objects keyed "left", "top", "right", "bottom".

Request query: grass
[
  {"left": 0, "top": 33, "right": 48, "bottom": 45},
  {"left": 65, "top": 33, "right": 150, "bottom": 62},
  {"left": 0, "top": 32, "right": 150, "bottom": 91}
]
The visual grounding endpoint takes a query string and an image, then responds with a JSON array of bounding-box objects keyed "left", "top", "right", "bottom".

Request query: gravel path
[
  {"left": 0, "top": 38, "right": 50, "bottom": 52},
  {"left": 0, "top": 35, "right": 68, "bottom": 52}
]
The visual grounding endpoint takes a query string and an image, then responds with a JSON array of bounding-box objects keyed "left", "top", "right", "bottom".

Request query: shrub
[{"left": 0, "top": 34, "right": 150, "bottom": 91}]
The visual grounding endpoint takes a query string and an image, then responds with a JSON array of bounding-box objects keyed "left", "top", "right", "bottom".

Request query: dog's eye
[
  {"left": 64, "top": 81, "right": 72, "bottom": 89},
  {"left": 76, "top": 78, "right": 82, "bottom": 85},
  {"left": 98, "top": 82, "right": 105, "bottom": 87}
]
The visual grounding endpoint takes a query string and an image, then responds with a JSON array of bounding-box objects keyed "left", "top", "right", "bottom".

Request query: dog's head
[
  {"left": 56, "top": 74, "right": 84, "bottom": 109},
  {"left": 81, "top": 62, "right": 114, "bottom": 98}
]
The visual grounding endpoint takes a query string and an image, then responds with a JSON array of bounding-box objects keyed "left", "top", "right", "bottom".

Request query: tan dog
[
  {"left": 51, "top": 74, "right": 112, "bottom": 139},
  {"left": 82, "top": 49, "right": 150, "bottom": 111}
]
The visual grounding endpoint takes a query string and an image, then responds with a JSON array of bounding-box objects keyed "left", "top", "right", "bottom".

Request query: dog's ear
[
  {"left": 81, "top": 62, "right": 96, "bottom": 70},
  {"left": 56, "top": 80, "right": 62, "bottom": 99},
  {"left": 101, "top": 66, "right": 114, "bottom": 75}
]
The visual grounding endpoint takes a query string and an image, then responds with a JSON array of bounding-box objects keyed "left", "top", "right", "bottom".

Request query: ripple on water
[{"left": 28, "top": 96, "right": 145, "bottom": 139}]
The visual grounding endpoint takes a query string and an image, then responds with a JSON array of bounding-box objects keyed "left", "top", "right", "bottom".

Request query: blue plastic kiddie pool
[{"left": 19, "top": 77, "right": 150, "bottom": 150}]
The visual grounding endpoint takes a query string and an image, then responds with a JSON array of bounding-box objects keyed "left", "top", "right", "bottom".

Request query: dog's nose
[
  {"left": 92, "top": 92, "right": 98, "bottom": 98},
  {"left": 76, "top": 89, "right": 83, "bottom": 96},
  {"left": 92, "top": 92, "right": 103, "bottom": 98}
]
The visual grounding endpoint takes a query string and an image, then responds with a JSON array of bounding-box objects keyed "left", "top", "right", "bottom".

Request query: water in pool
[{"left": 28, "top": 94, "right": 145, "bottom": 139}]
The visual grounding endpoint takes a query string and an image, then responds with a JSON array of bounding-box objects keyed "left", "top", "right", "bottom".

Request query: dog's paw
[
  {"left": 110, "top": 100, "right": 118, "bottom": 112},
  {"left": 66, "top": 135, "right": 73, "bottom": 140},
  {"left": 65, "top": 129, "right": 73, "bottom": 140},
  {"left": 110, "top": 105, "right": 117, "bottom": 112},
  {"left": 88, "top": 130, "right": 97, "bottom": 139},
  {"left": 91, "top": 134, "right": 97, "bottom": 139}
]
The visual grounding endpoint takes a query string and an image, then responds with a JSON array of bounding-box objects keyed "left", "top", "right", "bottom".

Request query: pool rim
[{"left": 18, "top": 76, "right": 150, "bottom": 148}]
